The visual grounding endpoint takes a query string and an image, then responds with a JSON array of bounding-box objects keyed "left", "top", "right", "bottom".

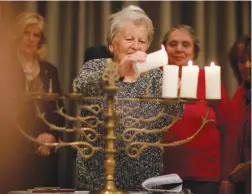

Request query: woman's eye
[
  {"left": 183, "top": 43, "right": 190, "bottom": 48},
  {"left": 169, "top": 42, "right": 177, "bottom": 47}
]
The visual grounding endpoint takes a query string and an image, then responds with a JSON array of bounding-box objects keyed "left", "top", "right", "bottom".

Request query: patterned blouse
[{"left": 74, "top": 58, "right": 183, "bottom": 191}]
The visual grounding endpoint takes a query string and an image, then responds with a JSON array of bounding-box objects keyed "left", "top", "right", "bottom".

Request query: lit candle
[
  {"left": 180, "top": 60, "right": 199, "bottom": 98},
  {"left": 49, "top": 78, "right": 52, "bottom": 93},
  {"left": 162, "top": 64, "right": 179, "bottom": 98},
  {"left": 73, "top": 80, "right": 77, "bottom": 93},
  {"left": 134, "top": 45, "right": 168, "bottom": 74},
  {"left": 25, "top": 80, "right": 29, "bottom": 92},
  {"left": 204, "top": 62, "right": 221, "bottom": 99}
]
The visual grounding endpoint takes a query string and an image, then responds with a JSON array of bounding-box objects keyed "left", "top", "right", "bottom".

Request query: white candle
[
  {"left": 73, "top": 80, "right": 77, "bottom": 93},
  {"left": 134, "top": 45, "right": 168, "bottom": 74},
  {"left": 205, "top": 62, "right": 221, "bottom": 99},
  {"left": 180, "top": 60, "right": 199, "bottom": 98},
  {"left": 49, "top": 78, "right": 52, "bottom": 93},
  {"left": 162, "top": 64, "right": 179, "bottom": 98}
]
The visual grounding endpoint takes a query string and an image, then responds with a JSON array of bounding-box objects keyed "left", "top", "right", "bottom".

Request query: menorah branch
[
  {"left": 16, "top": 124, "right": 103, "bottom": 159},
  {"left": 121, "top": 115, "right": 179, "bottom": 142},
  {"left": 125, "top": 108, "right": 214, "bottom": 159},
  {"left": 35, "top": 103, "right": 101, "bottom": 142}
]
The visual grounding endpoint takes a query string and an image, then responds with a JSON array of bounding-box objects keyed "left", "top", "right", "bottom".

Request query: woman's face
[
  {"left": 165, "top": 29, "right": 195, "bottom": 67},
  {"left": 109, "top": 22, "right": 149, "bottom": 63},
  {"left": 238, "top": 57, "right": 251, "bottom": 83},
  {"left": 18, "top": 23, "right": 41, "bottom": 55}
]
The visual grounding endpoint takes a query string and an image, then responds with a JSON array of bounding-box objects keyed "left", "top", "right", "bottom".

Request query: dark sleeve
[{"left": 44, "top": 64, "right": 65, "bottom": 140}]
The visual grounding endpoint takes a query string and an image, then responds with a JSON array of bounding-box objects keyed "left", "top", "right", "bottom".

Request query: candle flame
[
  {"left": 161, "top": 44, "right": 165, "bottom": 50},
  {"left": 188, "top": 60, "right": 193, "bottom": 66},
  {"left": 210, "top": 62, "right": 215, "bottom": 67}
]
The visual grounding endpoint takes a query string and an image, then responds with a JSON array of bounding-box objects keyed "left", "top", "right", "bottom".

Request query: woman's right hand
[
  {"left": 219, "top": 180, "right": 235, "bottom": 194},
  {"left": 229, "top": 161, "right": 251, "bottom": 183},
  {"left": 117, "top": 51, "right": 147, "bottom": 77},
  {"left": 35, "top": 133, "right": 56, "bottom": 157}
]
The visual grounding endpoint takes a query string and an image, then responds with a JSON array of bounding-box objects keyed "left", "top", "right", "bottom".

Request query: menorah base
[{"left": 89, "top": 189, "right": 129, "bottom": 194}]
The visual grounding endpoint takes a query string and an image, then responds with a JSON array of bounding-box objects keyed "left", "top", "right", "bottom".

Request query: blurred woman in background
[
  {"left": 220, "top": 35, "right": 251, "bottom": 194},
  {"left": 10, "top": 12, "right": 64, "bottom": 190}
]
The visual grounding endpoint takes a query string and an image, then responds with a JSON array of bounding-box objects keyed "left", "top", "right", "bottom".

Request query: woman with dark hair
[
  {"left": 220, "top": 35, "right": 251, "bottom": 194},
  {"left": 161, "top": 25, "right": 230, "bottom": 194}
]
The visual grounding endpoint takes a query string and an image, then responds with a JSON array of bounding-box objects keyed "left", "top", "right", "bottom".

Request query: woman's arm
[{"left": 74, "top": 59, "right": 107, "bottom": 96}]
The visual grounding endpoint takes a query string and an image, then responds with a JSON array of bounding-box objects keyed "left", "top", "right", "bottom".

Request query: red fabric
[
  {"left": 221, "top": 86, "right": 246, "bottom": 181},
  {"left": 163, "top": 68, "right": 229, "bottom": 182}
]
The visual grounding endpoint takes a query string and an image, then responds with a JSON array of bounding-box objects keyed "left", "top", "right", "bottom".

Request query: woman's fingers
[
  {"left": 128, "top": 51, "right": 147, "bottom": 62},
  {"left": 36, "top": 133, "right": 56, "bottom": 143},
  {"left": 118, "top": 51, "right": 147, "bottom": 77},
  {"left": 36, "top": 145, "right": 51, "bottom": 157}
]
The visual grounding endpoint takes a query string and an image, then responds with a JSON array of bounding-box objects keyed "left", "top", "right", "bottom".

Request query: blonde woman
[{"left": 12, "top": 12, "right": 64, "bottom": 189}]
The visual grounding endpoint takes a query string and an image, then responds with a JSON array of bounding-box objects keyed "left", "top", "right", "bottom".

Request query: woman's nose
[
  {"left": 27, "top": 33, "right": 35, "bottom": 41},
  {"left": 131, "top": 40, "right": 140, "bottom": 50},
  {"left": 175, "top": 43, "right": 183, "bottom": 52}
]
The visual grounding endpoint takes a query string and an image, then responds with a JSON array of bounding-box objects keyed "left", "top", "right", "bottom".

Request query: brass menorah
[{"left": 17, "top": 61, "right": 214, "bottom": 194}]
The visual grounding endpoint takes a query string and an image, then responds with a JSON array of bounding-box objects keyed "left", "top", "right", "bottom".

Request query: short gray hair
[{"left": 107, "top": 5, "right": 154, "bottom": 47}]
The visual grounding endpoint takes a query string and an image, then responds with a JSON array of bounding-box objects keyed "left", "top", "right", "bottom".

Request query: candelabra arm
[
  {"left": 54, "top": 105, "right": 104, "bottom": 128},
  {"left": 121, "top": 115, "right": 179, "bottom": 142},
  {"left": 35, "top": 103, "right": 100, "bottom": 141},
  {"left": 125, "top": 107, "right": 214, "bottom": 159},
  {"left": 119, "top": 106, "right": 169, "bottom": 128},
  {"left": 16, "top": 124, "right": 103, "bottom": 159},
  {"left": 116, "top": 106, "right": 140, "bottom": 116}
]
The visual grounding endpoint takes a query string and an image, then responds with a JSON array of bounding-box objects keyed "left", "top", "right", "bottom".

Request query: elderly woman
[
  {"left": 74, "top": 5, "right": 182, "bottom": 191},
  {"left": 11, "top": 12, "right": 64, "bottom": 189},
  {"left": 161, "top": 25, "right": 230, "bottom": 194},
  {"left": 220, "top": 35, "right": 251, "bottom": 194}
]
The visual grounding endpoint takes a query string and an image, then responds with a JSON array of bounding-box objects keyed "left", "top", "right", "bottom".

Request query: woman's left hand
[
  {"left": 35, "top": 133, "right": 56, "bottom": 157},
  {"left": 229, "top": 162, "right": 251, "bottom": 183}
]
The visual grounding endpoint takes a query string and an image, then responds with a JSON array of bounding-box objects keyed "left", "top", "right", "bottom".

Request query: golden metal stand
[{"left": 17, "top": 61, "right": 215, "bottom": 194}]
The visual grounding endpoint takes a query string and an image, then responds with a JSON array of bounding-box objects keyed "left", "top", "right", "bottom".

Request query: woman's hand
[
  {"left": 229, "top": 162, "right": 251, "bottom": 183},
  {"left": 35, "top": 133, "right": 56, "bottom": 157},
  {"left": 219, "top": 180, "right": 234, "bottom": 194},
  {"left": 117, "top": 51, "right": 147, "bottom": 77}
]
